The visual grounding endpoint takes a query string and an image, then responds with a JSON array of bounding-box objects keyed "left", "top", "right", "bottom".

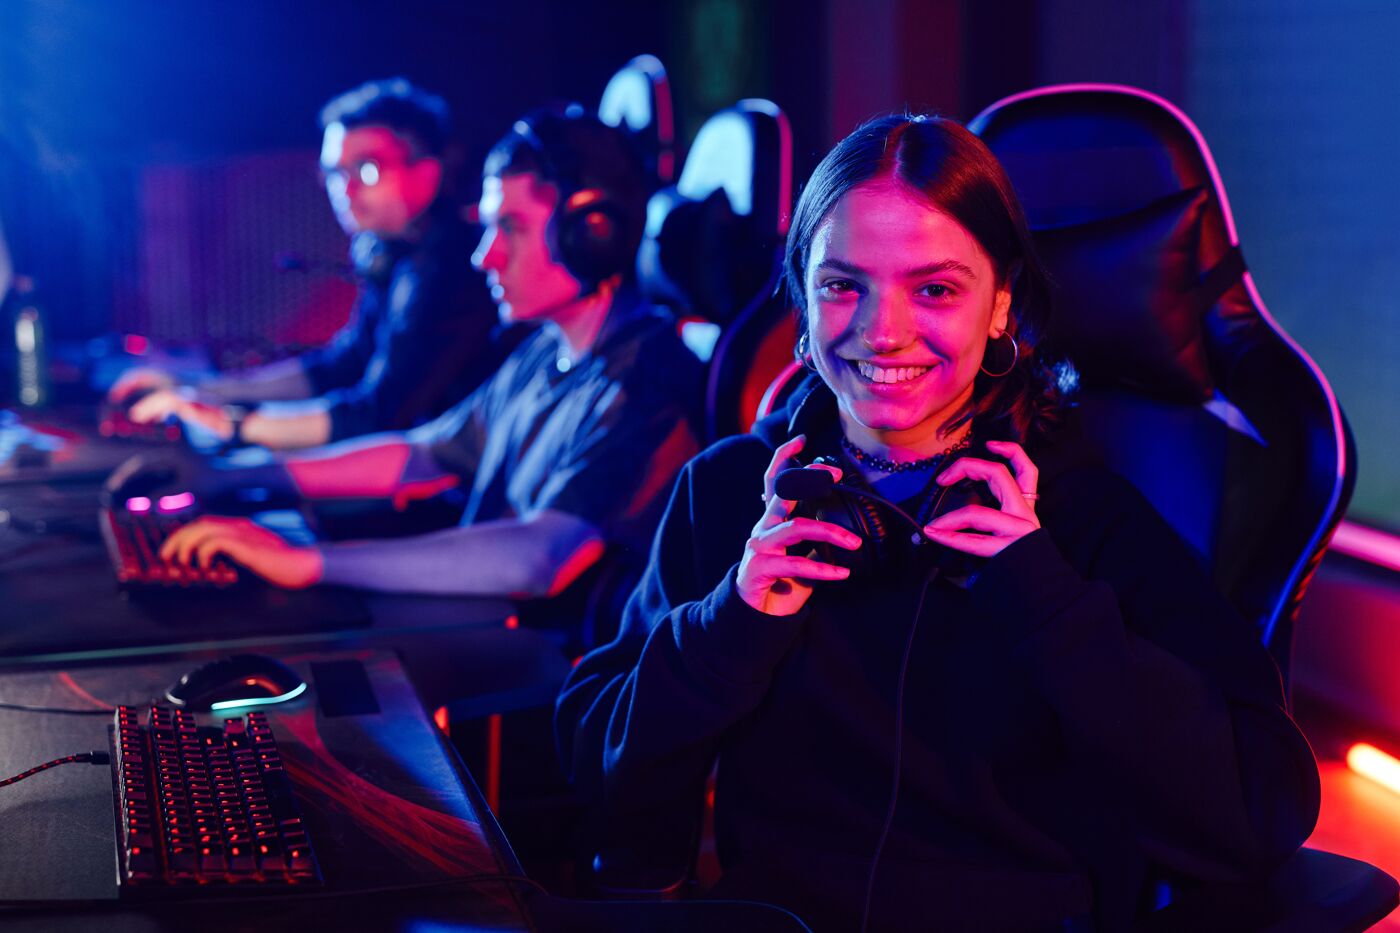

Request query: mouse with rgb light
[{"left": 166, "top": 654, "right": 307, "bottom": 712}]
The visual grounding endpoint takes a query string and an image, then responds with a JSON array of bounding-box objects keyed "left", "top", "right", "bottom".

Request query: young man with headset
[
  {"left": 110, "top": 78, "right": 517, "bottom": 450},
  {"left": 147, "top": 109, "right": 703, "bottom": 616}
]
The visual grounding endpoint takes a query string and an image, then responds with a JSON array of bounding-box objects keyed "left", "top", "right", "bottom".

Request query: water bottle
[{"left": 11, "top": 276, "right": 48, "bottom": 408}]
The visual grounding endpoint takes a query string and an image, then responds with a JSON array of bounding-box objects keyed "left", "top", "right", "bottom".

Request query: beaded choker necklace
[{"left": 839, "top": 434, "right": 972, "bottom": 474}]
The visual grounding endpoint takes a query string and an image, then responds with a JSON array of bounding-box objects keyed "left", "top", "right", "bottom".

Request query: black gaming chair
[
  {"left": 966, "top": 82, "right": 1396, "bottom": 933},
  {"left": 637, "top": 98, "right": 795, "bottom": 442},
  {"left": 598, "top": 53, "right": 676, "bottom": 190}
]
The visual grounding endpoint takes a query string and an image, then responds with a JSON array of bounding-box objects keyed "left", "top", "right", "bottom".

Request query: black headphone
[
  {"left": 509, "top": 111, "right": 640, "bottom": 294},
  {"left": 778, "top": 444, "right": 1002, "bottom": 582}
]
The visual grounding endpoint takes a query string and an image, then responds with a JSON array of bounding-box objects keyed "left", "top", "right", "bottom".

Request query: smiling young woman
[{"left": 557, "top": 114, "right": 1320, "bottom": 931}]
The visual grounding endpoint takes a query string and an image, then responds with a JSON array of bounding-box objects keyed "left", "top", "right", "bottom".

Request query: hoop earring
[
  {"left": 979, "top": 331, "right": 1019, "bottom": 378},
  {"left": 797, "top": 331, "right": 816, "bottom": 370}
]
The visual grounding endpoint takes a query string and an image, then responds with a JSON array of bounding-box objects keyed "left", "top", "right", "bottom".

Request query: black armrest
[{"left": 1141, "top": 847, "right": 1399, "bottom": 932}]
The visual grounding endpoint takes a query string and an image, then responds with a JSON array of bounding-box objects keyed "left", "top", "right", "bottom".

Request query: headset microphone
[{"left": 773, "top": 466, "right": 834, "bottom": 501}]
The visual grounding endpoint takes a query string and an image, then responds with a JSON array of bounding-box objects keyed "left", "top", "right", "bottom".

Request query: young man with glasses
[{"left": 110, "top": 78, "right": 516, "bottom": 450}]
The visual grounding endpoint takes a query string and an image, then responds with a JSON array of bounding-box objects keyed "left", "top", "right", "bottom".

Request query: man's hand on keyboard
[
  {"left": 160, "top": 517, "right": 323, "bottom": 589},
  {"left": 108, "top": 366, "right": 177, "bottom": 404},
  {"left": 127, "top": 388, "right": 234, "bottom": 440}
]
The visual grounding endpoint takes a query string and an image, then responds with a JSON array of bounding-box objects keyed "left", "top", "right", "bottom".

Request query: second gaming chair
[
  {"left": 598, "top": 53, "right": 676, "bottom": 190},
  {"left": 637, "top": 98, "right": 794, "bottom": 442}
]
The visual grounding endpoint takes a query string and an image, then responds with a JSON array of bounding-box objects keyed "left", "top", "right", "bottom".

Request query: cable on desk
[
  {"left": 0, "top": 701, "right": 116, "bottom": 716},
  {"left": 0, "top": 751, "right": 110, "bottom": 788}
]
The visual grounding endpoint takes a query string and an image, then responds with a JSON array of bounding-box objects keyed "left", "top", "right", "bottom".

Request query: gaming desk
[{"left": 0, "top": 654, "right": 814, "bottom": 932}]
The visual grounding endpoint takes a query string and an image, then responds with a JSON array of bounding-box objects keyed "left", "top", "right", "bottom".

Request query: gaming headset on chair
[{"left": 505, "top": 109, "right": 647, "bottom": 295}]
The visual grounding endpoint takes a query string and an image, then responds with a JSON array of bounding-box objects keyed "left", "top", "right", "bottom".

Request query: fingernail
[{"left": 833, "top": 567, "right": 850, "bottom": 577}]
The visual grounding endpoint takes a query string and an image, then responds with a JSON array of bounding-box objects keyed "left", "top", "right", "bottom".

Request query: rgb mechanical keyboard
[
  {"left": 111, "top": 705, "right": 321, "bottom": 889},
  {"left": 100, "top": 506, "right": 238, "bottom": 587}
]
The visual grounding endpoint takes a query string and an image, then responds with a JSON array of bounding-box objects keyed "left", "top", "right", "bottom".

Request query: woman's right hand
[{"left": 736, "top": 435, "right": 862, "bottom": 616}]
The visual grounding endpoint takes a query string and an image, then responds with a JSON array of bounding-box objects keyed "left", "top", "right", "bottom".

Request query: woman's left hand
[
  {"left": 159, "top": 516, "right": 322, "bottom": 589},
  {"left": 922, "top": 439, "right": 1041, "bottom": 558}
]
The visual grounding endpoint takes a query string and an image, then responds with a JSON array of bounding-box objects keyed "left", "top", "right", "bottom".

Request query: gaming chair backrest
[
  {"left": 969, "top": 85, "right": 1353, "bottom": 680},
  {"left": 637, "top": 99, "right": 794, "bottom": 441},
  {"left": 598, "top": 54, "right": 676, "bottom": 190}
]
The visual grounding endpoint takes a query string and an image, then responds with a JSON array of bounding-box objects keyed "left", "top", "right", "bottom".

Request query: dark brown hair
[
  {"left": 785, "top": 113, "right": 1072, "bottom": 443},
  {"left": 320, "top": 78, "right": 451, "bottom": 158}
]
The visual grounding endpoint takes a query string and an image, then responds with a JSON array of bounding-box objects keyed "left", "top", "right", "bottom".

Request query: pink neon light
[
  {"left": 125, "top": 496, "right": 152, "bottom": 513},
  {"left": 971, "top": 84, "right": 1350, "bottom": 633},
  {"left": 1330, "top": 520, "right": 1400, "bottom": 574},
  {"left": 156, "top": 492, "right": 195, "bottom": 512},
  {"left": 738, "top": 98, "right": 794, "bottom": 235},
  {"left": 122, "top": 334, "right": 150, "bottom": 356}
]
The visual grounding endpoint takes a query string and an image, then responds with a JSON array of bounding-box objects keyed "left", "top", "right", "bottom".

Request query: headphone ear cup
[
  {"left": 556, "top": 199, "right": 631, "bottom": 292},
  {"left": 790, "top": 491, "right": 889, "bottom": 581},
  {"left": 849, "top": 495, "right": 889, "bottom": 569},
  {"left": 925, "top": 472, "right": 1001, "bottom": 579}
]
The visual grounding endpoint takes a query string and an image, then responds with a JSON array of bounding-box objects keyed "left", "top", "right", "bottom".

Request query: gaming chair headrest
[
  {"left": 598, "top": 54, "right": 675, "bottom": 187},
  {"left": 638, "top": 99, "right": 793, "bottom": 326},
  {"left": 494, "top": 108, "right": 650, "bottom": 294},
  {"left": 970, "top": 85, "right": 1251, "bottom": 404}
]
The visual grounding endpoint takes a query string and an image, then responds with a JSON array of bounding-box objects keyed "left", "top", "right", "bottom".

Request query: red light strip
[{"left": 1347, "top": 743, "right": 1400, "bottom": 796}]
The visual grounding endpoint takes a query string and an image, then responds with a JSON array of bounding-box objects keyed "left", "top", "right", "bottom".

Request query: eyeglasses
[{"left": 323, "top": 159, "right": 384, "bottom": 189}]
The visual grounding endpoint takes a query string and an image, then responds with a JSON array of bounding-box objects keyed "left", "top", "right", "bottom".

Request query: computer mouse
[
  {"left": 166, "top": 654, "right": 308, "bottom": 712},
  {"left": 103, "top": 453, "right": 180, "bottom": 507}
]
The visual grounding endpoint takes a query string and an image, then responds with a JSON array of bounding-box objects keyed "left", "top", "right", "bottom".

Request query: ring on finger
[{"left": 1021, "top": 493, "right": 1040, "bottom": 501}]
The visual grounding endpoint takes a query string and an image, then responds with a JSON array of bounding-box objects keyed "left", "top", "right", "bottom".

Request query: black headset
[
  {"left": 778, "top": 444, "right": 1003, "bottom": 582},
  {"left": 509, "top": 111, "right": 642, "bottom": 295}
]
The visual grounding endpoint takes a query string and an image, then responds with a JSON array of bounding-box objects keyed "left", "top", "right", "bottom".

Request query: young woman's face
[{"left": 804, "top": 179, "right": 1011, "bottom": 448}]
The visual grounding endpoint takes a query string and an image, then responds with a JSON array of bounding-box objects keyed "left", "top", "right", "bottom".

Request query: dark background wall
[{"left": 1, "top": 0, "right": 1396, "bottom": 523}]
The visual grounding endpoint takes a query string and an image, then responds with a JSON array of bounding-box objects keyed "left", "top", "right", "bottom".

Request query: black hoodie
[{"left": 556, "top": 377, "right": 1320, "bottom": 932}]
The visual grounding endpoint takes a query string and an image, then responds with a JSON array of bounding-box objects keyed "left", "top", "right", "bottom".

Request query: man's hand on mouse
[
  {"left": 160, "top": 517, "right": 323, "bottom": 589},
  {"left": 106, "top": 450, "right": 234, "bottom": 508}
]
